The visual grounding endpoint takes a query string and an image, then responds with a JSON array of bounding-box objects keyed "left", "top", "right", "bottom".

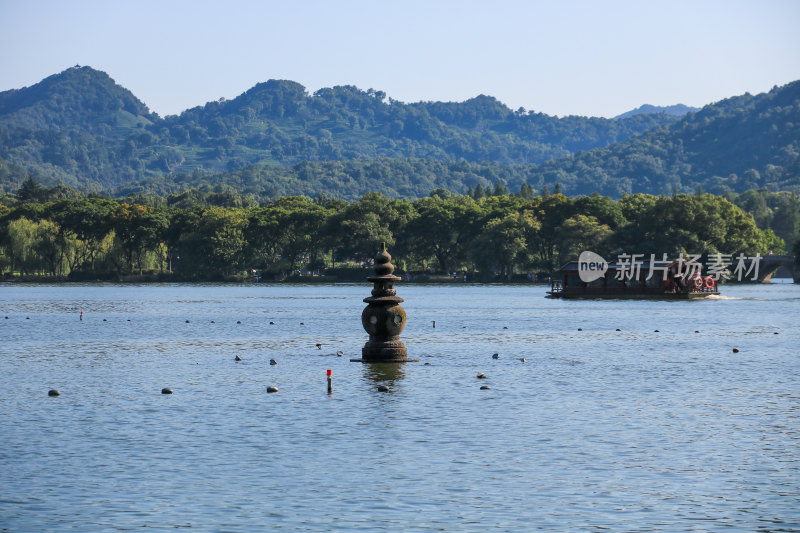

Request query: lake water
[{"left": 1, "top": 282, "right": 798, "bottom": 532}]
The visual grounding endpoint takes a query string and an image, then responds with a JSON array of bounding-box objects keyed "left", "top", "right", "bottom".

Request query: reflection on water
[
  {"left": 0, "top": 282, "right": 799, "bottom": 531},
  {"left": 361, "top": 361, "right": 407, "bottom": 384}
]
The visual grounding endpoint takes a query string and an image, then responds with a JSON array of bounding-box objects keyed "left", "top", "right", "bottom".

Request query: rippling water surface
[{"left": 1, "top": 282, "right": 798, "bottom": 531}]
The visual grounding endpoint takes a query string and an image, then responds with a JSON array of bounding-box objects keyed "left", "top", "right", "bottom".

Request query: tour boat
[{"left": 547, "top": 259, "right": 720, "bottom": 299}]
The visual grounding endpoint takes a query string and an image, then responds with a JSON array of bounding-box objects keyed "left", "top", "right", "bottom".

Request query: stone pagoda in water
[{"left": 353, "top": 243, "right": 414, "bottom": 363}]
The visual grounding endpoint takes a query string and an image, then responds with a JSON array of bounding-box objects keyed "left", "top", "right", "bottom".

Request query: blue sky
[{"left": 1, "top": 0, "right": 798, "bottom": 118}]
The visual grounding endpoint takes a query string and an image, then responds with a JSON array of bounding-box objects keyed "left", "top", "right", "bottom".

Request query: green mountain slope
[
  {"left": 526, "top": 82, "right": 800, "bottom": 196},
  {"left": 0, "top": 66, "right": 677, "bottom": 192},
  {"left": 1, "top": 66, "right": 797, "bottom": 200}
]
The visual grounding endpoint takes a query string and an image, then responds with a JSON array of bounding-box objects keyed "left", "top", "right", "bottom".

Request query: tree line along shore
[{"left": 1, "top": 178, "right": 797, "bottom": 282}]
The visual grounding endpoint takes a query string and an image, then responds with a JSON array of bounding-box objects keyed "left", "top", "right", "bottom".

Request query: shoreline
[{"left": 1, "top": 276, "right": 794, "bottom": 286}]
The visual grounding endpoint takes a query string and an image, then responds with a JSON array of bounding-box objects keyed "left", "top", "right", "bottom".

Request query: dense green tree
[
  {"left": 179, "top": 207, "right": 247, "bottom": 277},
  {"left": 470, "top": 211, "right": 535, "bottom": 279},
  {"left": 112, "top": 204, "right": 168, "bottom": 274},
  {"left": 48, "top": 198, "right": 116, "bottom": 272},
  {"left": 404, "top": 195, "right": 483, "bottom": 273},
  {"left": 4, "top": 217, "right": 38, "bottom": 274},
  {"left": 555, "top": 215, "right": 614, "bottom": 265},
  {"left": 16, "top": 176, "right": 48, "bottom": 203}
]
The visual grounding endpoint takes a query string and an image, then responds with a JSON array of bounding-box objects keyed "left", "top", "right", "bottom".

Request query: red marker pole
[
  {"left": 327, "top": 369, "right": 332, "bottom": 394},
  {"left": 80, "top": 311, "right": 83, "bottom": 321}
]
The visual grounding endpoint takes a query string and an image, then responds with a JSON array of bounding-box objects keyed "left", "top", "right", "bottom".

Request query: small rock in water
[
  {"left": 492, "top": 353, "right": 499, "bottom": 359},
  {"left": 270, "top": 359, "right": 278, "bottom": 365},
  {"left": 266, "top": 386, "right": 279, "bottom": 393},
  {"left": 161, "top": 388, "right": 173, "bottom": 394},
  {"left": 234, "top": 355, "right": 242, "bottom": 361},
  {"left": 732, "top": 348, "right": 740, "bottom": 353},
  {"left": 476, "top": 373, "right": 486, "bottom": 379},
  {"left": 480, "top": 385, "right": 491, "bottom": 390},
  {"left": 48, "top": 389, "right": 60, "bottom": 397},
  {"left": 377, "top": 384, "right": 389, "bottom": 392}
]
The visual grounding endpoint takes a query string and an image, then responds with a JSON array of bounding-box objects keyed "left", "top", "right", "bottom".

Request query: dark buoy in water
[
  {"left": 774, "top": 332, "right": 779, "bottom": 335},
  {"left": 26, "top": 317, "right": 30, "bottom": 320},
  {"left": 267, "top": 386, "right": 279, "bottom": 393},
  {"left": 492, "top": 353, "right": 499, "bottom": 359},
  {"left": 270, "top": 321, "right": 275, "bottom": 325},
  {"left": 503, "top": 326, "right": 508, "bottom": 329},
  {"left": 578, "top": 328, "right": 582, "bottom": 331},
  {"left": 336, "top": 350, "right": 343, "bottom": 357},
  {"left": 480, "top": 385, "right": 491, "bottom": 390},
  {"left": 695, "top": 330, "right": 700, "bottom": 333},
  {"left": 654, "top": 329, "right": 660, "bottom": 332},
  {"left": 185, "top": 320, "right": 190, "bottom": 323},
  {"left": 300, "top": 322, "right": 305, "bottom": 326},
  {"left": 161, "top": 387, "right": 173, "bottom": 394},
  {"left": 103, "top": 318, "right": 107, "bottom": 322},
  {"left": 234, "top": 355, "right": 242, "bottom": 361},
  {"left": 237, "top": 320, "right": 241, "bottom": 324},
  {"left": 732, "top": 348, "right": 740, "bottom": 353},
  {"left": 519, "top": 358, "right": 527, "bottom": 363},
  {"left": 270, "top": 359, "right": 277, "bottom": 365},
  {"left": 424, "top": 362, "right": 431, "bottom": 365},
  {"left": 316, "top": 343, "right": 322, "bottom": 350},
  {"left": 48, "top": 389, "right": 60, "bottom": 397},
  {"left": 377, "top": 384, "right": 389, "bottom": 392},
  {"left": 476, "top": 373, "right": 486, "bottom": 379},
  {"left": 616, "top": 328, "right": 621, "bottom": 331},
  {"left": 211, "top": 320, "right": 215, "bottom": 324}
]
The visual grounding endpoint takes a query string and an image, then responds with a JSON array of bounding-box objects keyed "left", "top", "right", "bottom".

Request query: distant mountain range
[
  {"left": 613, "top": 103, "right": 699, "bottom": 120},
  {"left": 0, "top": 66, "right": 798, "bottom": 199}
]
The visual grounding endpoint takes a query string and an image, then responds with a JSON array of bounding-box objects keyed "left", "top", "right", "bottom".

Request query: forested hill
[
  {"left": 524, "top": 81, "right": 800, "bottom": 197},
  {"left": 0, "top": 66, "right": 677, "bottom": 191},
  {"left": 1, "top": 66, "right": 798, "bottom": 200},
  {"left": 109, "top": 80, "right": 800, "bottom": 200}
]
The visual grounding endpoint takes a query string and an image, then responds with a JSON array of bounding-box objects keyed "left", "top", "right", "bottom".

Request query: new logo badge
[{"left": 578, "top": 251, "right": 607, "bottom": 282}]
